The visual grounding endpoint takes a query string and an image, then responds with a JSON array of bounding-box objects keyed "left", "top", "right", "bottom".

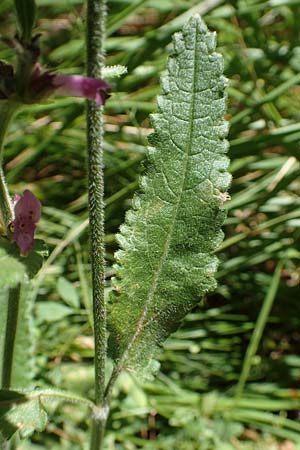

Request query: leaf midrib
[{"left": 119, "top": 25, "right": 201, "bottom": 368}]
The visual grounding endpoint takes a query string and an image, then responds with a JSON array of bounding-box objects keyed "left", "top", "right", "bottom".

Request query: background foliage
[{"left": 1, "top": 0, "right": 300, "bottom": 449}]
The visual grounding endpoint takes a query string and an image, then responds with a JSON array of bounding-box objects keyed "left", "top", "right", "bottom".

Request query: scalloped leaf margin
[{"left": 108, "top": 15, "right": 231, "bottom": 376}]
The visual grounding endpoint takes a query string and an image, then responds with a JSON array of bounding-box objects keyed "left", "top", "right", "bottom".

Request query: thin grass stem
[{"left": 235, "top": 261, "right": 283, "bottom": 398}]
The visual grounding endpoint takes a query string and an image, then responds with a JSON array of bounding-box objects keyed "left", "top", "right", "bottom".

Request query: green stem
[
  {"left": 2, "top": 284, "right": 21, "bottom": 388},
  {"left": 86, "top": 0, "right": 107, "bottom": 448},
  {"left": 0, "top": 102, "right": 18, "bottom": 228},
  {"left": 103, "top": 364, "right": 121, "bottom": 406},
  {"left": 0, "top": 166, "right": 13, "bottom": 228},
  {"left": 235, "top": 261, "right": 283, "bottom": 398},
  {"left": 0, "top": 102, "right": 20, "bottom": 450},
  {"left": 0, "top": 103, "right": 17, "bottom": 152}
]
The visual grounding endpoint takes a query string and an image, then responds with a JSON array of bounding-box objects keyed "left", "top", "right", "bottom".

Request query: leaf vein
[{"left": 121, "top": 22, "right": 201, "bottom": 361}]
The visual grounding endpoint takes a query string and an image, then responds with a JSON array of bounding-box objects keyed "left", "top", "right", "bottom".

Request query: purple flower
[
  {"left": 52, "top": 74, "right": 110, "bottom": 106},
  {"left": 29, "top": 65, "right": 111, "bottom": 105},
  {"left": 11, "top": 190, "right": 41, "bottom": 256}
]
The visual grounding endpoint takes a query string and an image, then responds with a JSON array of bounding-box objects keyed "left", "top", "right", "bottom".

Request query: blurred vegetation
[{"left": 1, "top": 0, "right": 300, "bottom": 448}]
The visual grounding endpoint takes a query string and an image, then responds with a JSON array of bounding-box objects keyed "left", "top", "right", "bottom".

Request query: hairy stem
[
  {"left": 0, "top": 102, "right": 18, "bottom": 228},
  {"left": 86, "top": 0, "right": 107, "bottom": 448},
  {"left": 1, "top": 284, "right": 21, "bottom": 388},
  {"left": 0, "top": 102, "right": 20, "bottom": 450},
  {"left": 0, "top": 166, "right": 13, "bottom": 229},
  {"left": 235, "top": 261, "right": 283, "bottom": 398}
]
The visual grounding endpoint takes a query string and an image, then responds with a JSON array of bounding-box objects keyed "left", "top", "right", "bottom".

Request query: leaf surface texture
[{"left": 109, "top": 15, "right": 231, "bottom": 374}]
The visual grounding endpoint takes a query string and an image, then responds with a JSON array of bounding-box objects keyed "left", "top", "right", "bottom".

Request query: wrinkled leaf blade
[{"left": 108, "top": 15, "right": 231, "bottom": 375}]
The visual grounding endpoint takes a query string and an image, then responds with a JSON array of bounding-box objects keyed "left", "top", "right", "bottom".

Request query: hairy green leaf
[
  {"left": 0, "top": 388, "right": 94, "bottom": 439},
  {"left": 0, "top": 282, "right": 36, "bottom": 388},
  {"left": 0, "top": 239, "right": 45, "bottom": 388},
  {"left": 108, "top": 15, "right": 231, "bottom": 375},
  {"left": 0, "top": 238, "right": 45, "bottom": 289},
  {"left": 10, "top": 282, "right": 36, "bottom": 387},
  {"left": 0, "top": 390, "right": 47, "bottom": 439}
]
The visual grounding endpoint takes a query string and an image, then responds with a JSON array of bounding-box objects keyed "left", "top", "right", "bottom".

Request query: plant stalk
[
  {"left": 0, "top": 102, "right": 18, "bottom": 228},
  {"left": 1, "top": 284, "right": 21, "bottom": 388},
  {"left": 86, "top": 0, "right": 107, "bottom": 448},
  {"left": 0, "top": 102, "right": 20, "bottom": 450},
  {"left": 235, "top": 261, "right": 283, "bottom": 398},
  {"left": 0, "top": 165, "right": 13, "bottom": 228}
]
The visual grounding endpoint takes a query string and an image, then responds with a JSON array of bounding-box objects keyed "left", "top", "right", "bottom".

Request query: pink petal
[
  {"left": 53, "top": 75, "right": 111, "bottom": 105},
  {"left": 14, "top": 189, "right": 41, "bottom": 223},
  {"left": 12, "top": 228, "right": 36, "bottom": 256},
  {"left": 12, "top": 190, "right": 41, "bottom": 256},
  {"left": 13, "top": 194, "right": 21, "bottom": 205}
]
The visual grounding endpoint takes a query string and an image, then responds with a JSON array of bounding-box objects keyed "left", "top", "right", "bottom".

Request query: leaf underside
[{"left": 108, "top": 15, "right": 231, "bottom": 375}]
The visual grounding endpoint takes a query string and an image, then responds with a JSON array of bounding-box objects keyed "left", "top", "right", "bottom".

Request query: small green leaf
[
  {"left": 35, "top": 301, "right": 73, "bottom": 322},
  {"left": 0, "top": 388, "right": 94, "bottom": 439},
  {"left": 0, "top": 244, "right": 26, "bottom": 289},
  {"left": 0, "top": 238, "right": 44, "bottom": 289},
  {"left": 14, "top": 0, "right": 37, "bottom": 42},
  {"left": 57, "top": 277, "right": 80, "bottom": 309},
  {"left": 0, "top": 390, "right": 47, "bottom": 439},
  {"left": 108, "top": 15, "right": 231, "bottom": 375}
]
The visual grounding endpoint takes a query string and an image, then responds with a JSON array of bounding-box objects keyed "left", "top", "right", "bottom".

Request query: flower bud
[{"left": 11, "top": 189, "right": 41, "bottom": 256}]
